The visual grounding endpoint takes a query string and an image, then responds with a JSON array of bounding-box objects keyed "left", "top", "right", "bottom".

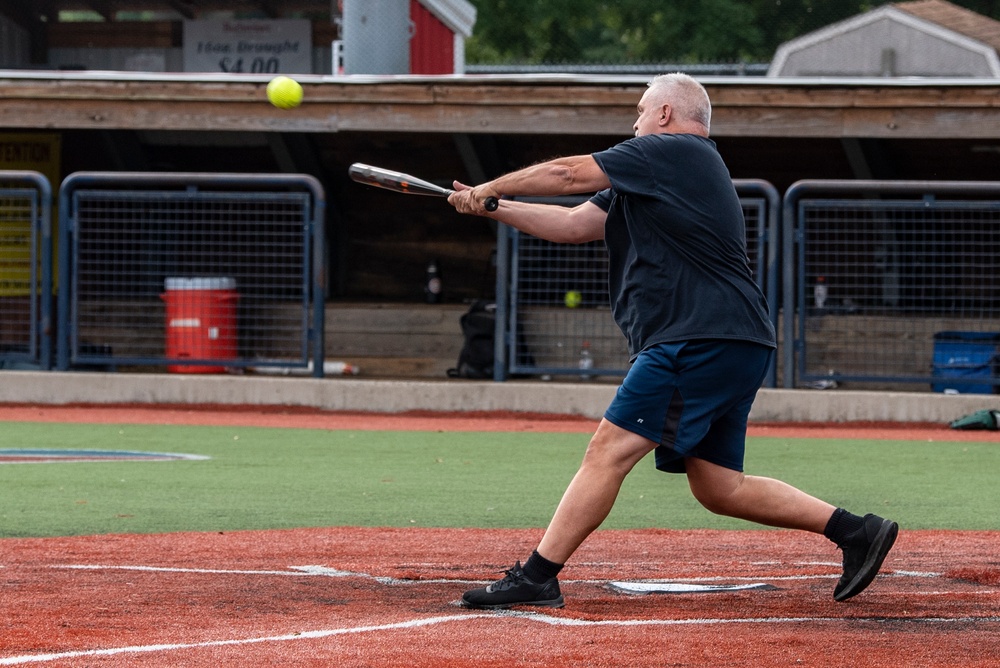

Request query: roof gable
[
  {"left": 895, "top": 0, "right": 1000, "bottom": 51},
  {"left": 768, "top": 1, "right": 1000, "bottom": 76},
  {"left": 418, "top": 0, "right": 476, "bottom": 38}
]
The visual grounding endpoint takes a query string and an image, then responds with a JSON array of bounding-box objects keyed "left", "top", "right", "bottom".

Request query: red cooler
[{"left": 162, "top": 277, "right": 238, "bottom": 373}]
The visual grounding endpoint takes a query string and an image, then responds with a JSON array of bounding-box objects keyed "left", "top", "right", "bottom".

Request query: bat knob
[{"left": 484, "top": 197, "right": 499, "bottom": 212}]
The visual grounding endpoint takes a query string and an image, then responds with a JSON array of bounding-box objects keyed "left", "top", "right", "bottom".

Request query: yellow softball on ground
[
  {"left": 266, "top": 76, "right": 303, "bottom": 109},
  {"left": 564, "top": 290, "right": 582, "bottom": 308}
]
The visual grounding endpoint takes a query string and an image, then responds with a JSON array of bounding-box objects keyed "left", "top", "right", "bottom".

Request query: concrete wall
[{"left": 1, "top": 370, "right": 997, "bottom": 424}]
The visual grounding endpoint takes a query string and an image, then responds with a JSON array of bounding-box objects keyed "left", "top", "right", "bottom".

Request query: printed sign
[
  {"left": 0, "top": 133, "right": 60, "bottom": 297},
  {"left": 183, "top": 19, "right": 312, "bottom": 74}
]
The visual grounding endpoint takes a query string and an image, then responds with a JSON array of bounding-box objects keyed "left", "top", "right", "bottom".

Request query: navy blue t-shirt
[{"left": 591, "top": 133, "right": 775, "bottom": 359}]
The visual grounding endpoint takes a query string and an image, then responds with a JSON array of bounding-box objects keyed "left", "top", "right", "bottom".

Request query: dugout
[
  {"left": 4, "top": 3, "right": 1000, "bottom": 305},
  {"left": 4, "top": 3, "right": 1000, "bottom": 380},
  {"left": 4, "top": 71, "right": 1000, "bottom": 304},
  {"left": 4, "top": 74, "right": 1000, "bottom": 383}
]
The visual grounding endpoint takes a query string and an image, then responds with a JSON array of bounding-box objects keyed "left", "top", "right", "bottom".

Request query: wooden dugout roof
[{"left": 2, "top": 71, "right": 1000, "bottom": 139}]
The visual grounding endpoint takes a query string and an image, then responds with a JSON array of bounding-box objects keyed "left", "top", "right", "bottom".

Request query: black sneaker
[
  {"left": 461, "top": 561, "right": 565, "bottom": 609},
  {"left": 834, "top": 514, "right": 899, "bottom": 602}
]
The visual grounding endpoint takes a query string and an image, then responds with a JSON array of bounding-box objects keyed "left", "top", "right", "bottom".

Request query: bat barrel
[{"left": 349, "top": 162, "right": 499, "bottom": 211}]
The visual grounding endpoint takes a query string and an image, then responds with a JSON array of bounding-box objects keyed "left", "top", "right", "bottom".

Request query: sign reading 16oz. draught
[{"left": 182, "top": 19, "right": 313, "bottom": 74}]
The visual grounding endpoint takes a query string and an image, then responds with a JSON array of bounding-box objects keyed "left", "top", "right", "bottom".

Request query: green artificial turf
[{"left": 0, "top": 421, "right": 996, "bottom": 538}]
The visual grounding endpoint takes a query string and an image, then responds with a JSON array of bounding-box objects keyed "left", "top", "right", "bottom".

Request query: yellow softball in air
[
  {"left": 564, "top": 290, "right": 583, "bottom": 308},
  {"left": 266, "top": 76, "right": 303, "bottom": 109}
]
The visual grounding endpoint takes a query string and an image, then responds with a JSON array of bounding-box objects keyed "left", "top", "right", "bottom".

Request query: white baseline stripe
[
  {"left": 54, "top": 565, "right": 321, "bottom": 577},
  {"left": 501, "top": 611, "right": 1000, "bottom": 627},
  {"left": 3, "top": 612, "right": 998, "bottom": 665},
  {"left": 0, "top": 614, "right": 489, "bottom": 665},
  {"left": 50, "top": 564, "right": 456, "bottom": 585},
  {"left": 596, "top": 570, "right": 941, "bottom": 584},
  {"left": 49, "top": 563, "right": 944, "bottom": 587}
]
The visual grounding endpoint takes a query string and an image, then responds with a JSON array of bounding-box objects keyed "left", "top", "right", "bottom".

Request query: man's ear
[{"left": 659, "top": 104, "right": 672, "bottom": 126}]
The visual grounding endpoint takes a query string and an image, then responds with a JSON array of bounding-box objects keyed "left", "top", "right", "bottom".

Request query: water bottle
[
  {"left": 322, "top": 361, "right": 360, "bottom": 375},
  {"left": 814, "top": 276, "right": 828, "bottom": 310},
  {"left": 424, "top": 259, "right": 442, "bottom": 304},
  {"left": 578, "top": 340, "right": 594, "bottom": 380}
]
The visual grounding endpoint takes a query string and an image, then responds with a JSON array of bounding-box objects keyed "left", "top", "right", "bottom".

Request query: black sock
[
  {"left": 824, "top": 508, "right": 866, "bottom": 545},
  {"left": 523, "top": 550, "right": 563, "bottom": 582}
]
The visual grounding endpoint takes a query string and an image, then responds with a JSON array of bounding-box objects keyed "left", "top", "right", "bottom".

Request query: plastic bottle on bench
[
  {"left": 814, "top": 276, "right": 828, "bottom": 310},
  {"left": 578, "top": 340, "right": 594, "bottom": 380},
  {"left": 424, "top": 259, "right": 442, "bottom": 304}
]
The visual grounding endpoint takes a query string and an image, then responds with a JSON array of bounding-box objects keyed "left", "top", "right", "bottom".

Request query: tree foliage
[{"left": 465, "top": 0, "right": 1000, "bottom": 64}]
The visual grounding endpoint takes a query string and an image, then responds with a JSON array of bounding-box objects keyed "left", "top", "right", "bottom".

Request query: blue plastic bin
[{"left": 931, "top": 331, "right": 1000, "bottom": 394}]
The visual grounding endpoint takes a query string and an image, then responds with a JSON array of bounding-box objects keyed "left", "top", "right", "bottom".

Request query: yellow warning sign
[{"left": 0, "top": 133, "right": 60, "bottom": 296}]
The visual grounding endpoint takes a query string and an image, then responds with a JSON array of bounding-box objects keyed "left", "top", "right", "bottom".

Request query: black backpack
[{"left": 447, "top": 300, "right": 496, "bottom": 379}]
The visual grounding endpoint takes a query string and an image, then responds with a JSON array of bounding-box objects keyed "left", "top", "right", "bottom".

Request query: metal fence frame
[
  {"left": 0, "top": 170, "right": 53, "bottom": 370},
  {"left": 495, "top": 180, "right": 781, "bottom": 383},
  {"left": 782, "top": 179, "right": 1000, "bottom": 391},
  {"left": 20, "top": 173, "right": 997, "bottom": 391},
  {"left": 55, "top": 172, "right": 326, "bottom": 376}
]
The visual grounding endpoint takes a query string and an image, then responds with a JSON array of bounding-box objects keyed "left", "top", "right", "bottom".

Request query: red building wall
[{"left": 409, "top": 0, "right": 454, "bottom": 74}]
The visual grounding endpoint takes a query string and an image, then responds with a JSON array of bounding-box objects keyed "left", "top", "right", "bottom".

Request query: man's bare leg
[
  {"left": 684, "top": 456, "right": 835, "bottom": 532},
  {"left": 460, "top": 419, "right": 655, "bottom": 609},
  {"left": 535, "top": 419, "right": 658, "bottom": 564},
  {"left": 684, "top": 456, "right": 897, "bottom": 602},
  {"left": 461, "top": 424, "right": 896, "bottom": 609}
]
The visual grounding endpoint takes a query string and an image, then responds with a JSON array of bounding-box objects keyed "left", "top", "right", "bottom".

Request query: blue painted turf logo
[{"left": 0, "top": 449, "right": 209, "bottom": 464}]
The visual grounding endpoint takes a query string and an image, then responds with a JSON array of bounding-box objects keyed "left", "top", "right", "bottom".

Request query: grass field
[
  {"left": 2, "top": 420, "right": 997, "bottom": 538},
  {"left": 2, "top": 410, "right": 998, "bottom": 667}
]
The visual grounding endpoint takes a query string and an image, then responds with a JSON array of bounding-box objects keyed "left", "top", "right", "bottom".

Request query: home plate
[{"left": 608, "top": 581, "right": 779, "bottom": 595}]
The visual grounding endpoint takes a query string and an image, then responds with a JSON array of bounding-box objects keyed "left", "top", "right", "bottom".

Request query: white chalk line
[
  {"left": 51, "top": 564, "right": 453, "bottom": 585},
  {"left": 48, "top": 563, "right": 986, "bottom": 596},
  {"left": 1, "top": 564, "right": 993, "bottom": 666},
  {"left": 604, "top": 570, "right": 942, "bottom": 584},
  {"left": 55, "top": 564, "right": 344, "bottom": 577},
  {"left": 47, "top": 563, "right": 945, "bottom": 586},
  {"left": 495, "top": 610, "right": 1000, "bottom": 628},
  {"left": 2, "top": 610, "right": 999, "bottom": 666},
  {"left": 44, "top": 563, "right": 999, "bottom": 599},
  {"left": 0, "top": 614, "right": 489, "bottom": 665}
]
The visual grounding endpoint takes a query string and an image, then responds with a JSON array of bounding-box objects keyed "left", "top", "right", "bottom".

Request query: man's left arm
[{"left": 450, "top": 155, "right": 610, "bottom": 216}]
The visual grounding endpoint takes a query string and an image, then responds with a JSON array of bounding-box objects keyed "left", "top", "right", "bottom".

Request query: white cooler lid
[{"left": 164, "top": 277, "right": 236, "bottom": 290}]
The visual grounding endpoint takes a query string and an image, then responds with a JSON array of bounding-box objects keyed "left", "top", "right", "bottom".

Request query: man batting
[{"left": 447, "top": 73, "right": 898, "bottom": 609}]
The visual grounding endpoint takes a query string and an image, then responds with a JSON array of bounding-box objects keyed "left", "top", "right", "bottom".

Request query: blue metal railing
[
  {"left": 783, "top": 180, "right": 1000, "bottom": 392},
  {"left": 10, "top": 171, "right": 999, "bottom": 394},
  {"left": 0, "top": 170, "right": 53, "bottom": 370}
]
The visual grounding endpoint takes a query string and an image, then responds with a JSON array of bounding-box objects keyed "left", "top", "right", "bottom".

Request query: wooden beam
[{"left": 1, "top": 75, "right": 1000, "bottom": 139}]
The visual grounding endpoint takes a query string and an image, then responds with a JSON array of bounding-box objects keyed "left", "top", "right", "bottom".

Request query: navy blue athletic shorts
[{"left": 603, "top": 339, "right": 774, "bottom": 474}]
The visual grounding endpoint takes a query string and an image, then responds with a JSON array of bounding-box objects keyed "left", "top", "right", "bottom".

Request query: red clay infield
[
  {"left": 2, "top": 402, "right": 999, "bottom": 441},
  {"left": 1, "top": 404, "right": 998, "bottom": 667}
]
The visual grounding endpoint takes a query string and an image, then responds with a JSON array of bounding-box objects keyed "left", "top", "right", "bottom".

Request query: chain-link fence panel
[{"left": 56, "top": 172, "right": 326, "bottom": 376}]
